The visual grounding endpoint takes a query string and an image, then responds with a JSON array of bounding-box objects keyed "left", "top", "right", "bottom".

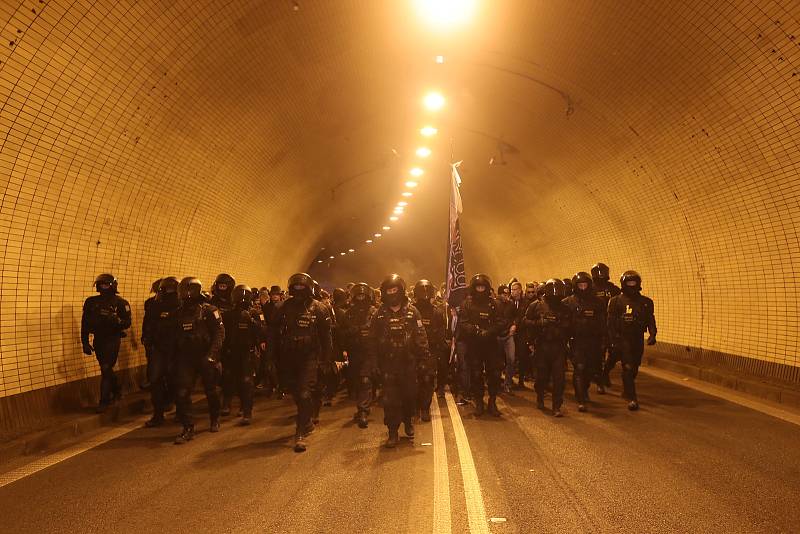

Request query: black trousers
[
  {"left": 618, "top": 336, "right": 645, "bottom": 401},
  {"left": 417, "top": 371, "right": 435, "bottom": 413},
  {"left": 94, "top": 335, "right": 121, "bottom": 405},
  {"left": 436, "top": 347, "right": 451, "bottom": 393},
  {"left": 148, "top": 344, "right": 173, "bottom": 418},
  {"left": 515, "top": 336, "right": 532, "bottom": 381},
  {"left": 570, "top": 338, "right": 602, "bottom": 403},
  {"left": 382, "top": 368, "right": 417, "bottom": 430},
  {"left": 349, "top": 351, "right": 373, "bottom": 415},
  {"left": 601, "top": 343, "right": 621, "bottom": 384},
  {"left": 222, "top": 350, "right": 255, "bottom": 416},
  {"left": 467, "top": 338, "right": 502, "bottom": 400},
  {"left": 283, "top": 358, "right": 318, "bottom": 433},
  {"left": 535, "top": 347, "right": 566, "bottom": 410},
  {"left": 174, "top": 353, "right": 220, "bottom": 426}
]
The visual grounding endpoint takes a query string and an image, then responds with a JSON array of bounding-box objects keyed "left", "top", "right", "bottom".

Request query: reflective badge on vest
[
  {"left": 582, "top": 310, "right": 595, "bottom": 317},
  {"left": 624, "top": 305, "right": 634, "bottom": 323},
  {"left": 479, "top": 312, "right": 489, "bottom": 319},
  {"left": 160, "top": 312, "right": 170, "bottom": 318},
  {"left": 213, "top": 310, "right": 221, "bottom": 320},
  {"left": 182, "top": 322, "right": 193, "bottom": 331},
  {"left": 238, "top": 322, "right": 249, "bottom": 330},
  {"left": 259, "top": 314, "right": 265, "bottom": 322},
  {"left": 389, "top": 317, "right": 404, "bottom": 333},
  {"left": 422, "top": 319, "right": 431, "bottom": 326},
  {"left": 297, "top": 314, "right": 314, "bottom": 328},
  {"left": 545, "top": 313, "right": 558, "bottom": 323}
]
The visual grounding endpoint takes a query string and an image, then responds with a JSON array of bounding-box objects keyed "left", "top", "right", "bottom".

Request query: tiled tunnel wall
[{"left": 2, "top": 0, "right": 800, "bottom": 399}]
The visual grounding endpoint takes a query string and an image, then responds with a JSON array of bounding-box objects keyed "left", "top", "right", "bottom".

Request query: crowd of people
[{"left": 79, "top": 263, "right": 656, "bottom": 452}]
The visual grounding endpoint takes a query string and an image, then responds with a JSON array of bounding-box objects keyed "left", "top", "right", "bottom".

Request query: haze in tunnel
[{"left": 1, "top": 0, "right": 800, "bottom": 399}]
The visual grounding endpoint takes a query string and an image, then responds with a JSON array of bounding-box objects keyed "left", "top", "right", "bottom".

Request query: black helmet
[
  {"left": 543, "top": 278, "right": 565, "bottom": 300},
  {"left": 150, "top": 278, "right": 163, "bottom": 294},
  {"left": 591, "top": 263, "right": 610, "bottom": 283},
  {"left": 572, "top": 272, "right": 593, "bottom": 296},
  {"left": 212, "top": 273, "right": 235, "bottom": 297},
  {"left": 350, "top": 282, "right": 372, "bottom": 303},
  {"left": 562, "top": 278, "right": 573, "bottom": 297},
  {"left": 620, "top": 270, "right": 642, "bottom": 293},
  {"left": 536, "top": 282, "right": 546, "bottom": 298},
  {"left": 413, "top": 279, "right": 436, "bottom": 302},
  {"left": 332, "top": 288, "right": 348, "bottom": 306},
  {"left": 468, "top": 274, "right": 493, "bottom": 296},
  {"left": 288, "top": 273, "right": 314, "bottom": 300},
  {"left": 94, "top": 273, "right": 118, "bottom": 294},
  {"left": 380, "top": 274, "right": 407, "bottom": 306},
  {"left": 178, "top": 277, "right": 202, "bottom": 302},
  {"left": 312, "top": 280, "right": 321, "bottom": 300},
  {"left": 232, "top": 284, "right": 253, "bottom": 308},
  {"left": 158, "top": 276, "right": 179, "bottom": 295}
]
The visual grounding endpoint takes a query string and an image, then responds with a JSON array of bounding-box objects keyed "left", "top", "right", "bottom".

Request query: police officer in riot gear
[
  {"left": 220, "top": 285, "right": 263, "bottom": 425},
  {"left": 525, "top": 279, "right": 571, "bottom": 417},
  {"left": 413, "top": 280, "right": 447, "bottom": 422},
  {"left": 340, "top": 282, "right": 377, "bottom": 428},
  {"left": 140, "top": 279, "right": 162, "bottom": 390},
  {"left": 210, "top": 273, "right": 236, "bottom": 313},
  {"left": 592, "top": 263, "right": 622, "bottom": 391},
  {"left": 562, "top": 278, "right": 574, "bottom": 298},
  {"left": 143, "top": 277, "right": 180, "bottom": 427},
  {"left": 267, "top": 273, "right": 333, "bottom": 452},
  {"left": 367, "top": 274, "right": 430, "bottom": 448},
  {"left": 562, "top": 272, "right": 606, "bottom": 412},
  {"left": 458, "top": 274, "right": 507, "bottom": 417},
  {"left": 173, "top": 278, "right": 225, "bottom": 444},
  {"left": 607, "top": 271, "right": 657, "bottom": 410},
  {"left": 81, "top": 274, "right": 132, "bottom": 413}
]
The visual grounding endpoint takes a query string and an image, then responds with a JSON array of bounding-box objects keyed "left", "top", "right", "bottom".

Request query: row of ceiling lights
[
  {"left": 316, "top": 0, "right": 475, "bottom": 266},
  {"left": 317, "top": 79, "right": 446, "bottom": 264}
]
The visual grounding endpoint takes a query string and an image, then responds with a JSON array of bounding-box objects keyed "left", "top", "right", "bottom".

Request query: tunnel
[{"left": 1, "top": 1, "right": 800, "bottom": 532}]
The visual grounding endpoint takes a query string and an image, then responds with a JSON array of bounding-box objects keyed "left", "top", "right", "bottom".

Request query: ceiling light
[
  {"left": 317, "top": 260, "right": 323, "bottom": 263},
  {"left": 410, "top": 167, "right": 424, "bottom": 177},
  {"left": 366, "top": 239, "right": 373, "bottom": 244},
  {"left": 435, "top": 55, "right": 445, "bottom": 64},
  {"left": 416, "top": 147, "right": 432, "bottom": 158},
  {"left": 414, "top": 0, "right": 477, "bottom": 29},
  {"left": 423, "top": 91, "right": 445, "bottom": 111},
  {"left": 374, "top": 233, "right": 382, "bottom": 237},
  {"left": 402, "top": 191, "right": 413, "bottom": 197},
  {"left": 329, "top": 255, "right": 335, "bottom": 259},
  {"left": 394, "top": 208, "right": 404, "bottom": 215},
  {"left": 348, "top": 248, "right": 355, "bottom": 252},
  {"left": 383, "top": 226, "right": 391, "bottom": 230},
  {"left": 420, "top": 126, "right": 438, "bottom": 137},
  {"left": 389, "top": 216, "right": 399, "bottom": 221},
  {"left": 405, "top": 181, "right": 419, "bottom": 188},
  {"left": 397, "top": 201, "right": 408, "bottom": 207},
  {"left": 340, "top": 252, "right": 346, "bottom": 256}
]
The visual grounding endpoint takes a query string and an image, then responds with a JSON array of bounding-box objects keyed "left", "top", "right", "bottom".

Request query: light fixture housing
[
  {"left": 416, "top": 147, "right": 432, "bottom": 158},
  {"left": 423, "top": 91, "right": 445, "bottom": 111},
  {"left": 410, "top": 167, "right": 424, "bottom": 177},
  {"left": 405, "top": 181, "right": 419, "bottom": 188},
  {"left": 420, "top": 126, "right": 438, "bottom": 137}
]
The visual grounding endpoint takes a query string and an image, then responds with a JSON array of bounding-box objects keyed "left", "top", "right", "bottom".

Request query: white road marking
[
  {"left": 444, "top": 392, "right": 490, "bottom": 534},
  {"left": 641, "top": 366, "right": 800, "bottom": 427},
  {"left": 430, "top": 397, "right": 452, "bottom": 534},
  {"left": 0, "top": 418, "right": 146, "bottom": 488}
]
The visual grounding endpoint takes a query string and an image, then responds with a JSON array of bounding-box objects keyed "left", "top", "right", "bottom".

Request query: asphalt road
[{"left": 1, "top": 370, "right": 799, "bottom": 534}]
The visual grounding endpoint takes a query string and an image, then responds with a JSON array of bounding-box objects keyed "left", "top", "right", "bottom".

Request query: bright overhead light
[
  {"left": 420, "top": 126, "right": 438, "bottom": 137},
  {"left": 423, "top": 91, "right": 445, "bottom": 111},
  {"left": 383, "top": 226, "right": 391, "bottom": 230},
  {"left": 435, "top": 55, "right": 445, "bottom": 64},
  {"left": 414, "top": 0, "right": 477, "bottom": 29},
  {"left": 348, "top": 248, "right": 355, "bottom": 252},
  {"left": 329, "top": 255, "right": 335, "bottom": 259},
  {"left": 340, "top": 252, "right": 346, "bottom": 256},
  {"left": 366, "top": 239, "right": 373, "bottom": 244},
  {"left": 317, "top": 260, "right": 323, "bottom": 263},
  {"left": 402, "top": 191, "right": 413, "bottom": 197},
  {"left": 394, "top": 208, "right": 404, "bottom": 215},
  {"left": 405, "top": 181, "right": 419, "bottom": 188},
  {"left": 410, "top": 167, "right": 424, "bottom": 177},
  {"left": 397, "top": 201, "right": 408, "bottom": 207},
  {"left": 416, "top": 147, "right": 432, "bottom": 158},
  {"left": 389, "top": 216, "right": 399, "bottom": 221},
  {"left": 374, "top": 233, "right": 382, "bottom": 237}
]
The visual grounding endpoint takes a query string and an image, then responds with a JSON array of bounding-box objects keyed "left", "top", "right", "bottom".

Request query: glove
[
  {"left": 647, "top": 334, "right": 656, "bottom": 346},
  {"left": 82, "top": 343, "right": 93, "bottom": 355}
]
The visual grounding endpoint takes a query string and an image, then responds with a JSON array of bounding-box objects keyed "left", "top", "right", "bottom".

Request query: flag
[{"left": 444, "top": 161, "right": 466, "bottom": 308}]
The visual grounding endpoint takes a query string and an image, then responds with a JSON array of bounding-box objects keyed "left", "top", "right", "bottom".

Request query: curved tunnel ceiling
[{"left": 1, "top": 0, "right": 799, "bottom": 396}]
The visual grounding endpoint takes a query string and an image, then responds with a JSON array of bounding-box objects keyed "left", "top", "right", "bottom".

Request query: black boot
[
  {"left": 294, "top": 433, "right": 307, "bottom": 453},
  {"left": 536, "top": 397, "right": 545, "bottom": 410},
  {"left": 174, "top": 425, "right": 195, "bottom": 444},
  {"left": 487, "top": 396, "right": 501, "bottom": 417},
  {"left": 357, "top": 412, "right": 368, "bottom": 429},
  {"left": 144, "top": 415, "right": 164, "bottom": 428},
  {"left": 474, "top": 397, "right": 485, "bottom": 416},
  {"left": 404, "top": 420, "right": 415, "bottom": 439},
  {"left": 385, "top": 429, "right": 400, "bottom": 448}
]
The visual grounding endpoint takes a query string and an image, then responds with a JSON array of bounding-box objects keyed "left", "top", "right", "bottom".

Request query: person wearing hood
[{"left": 143, "top": 277, "right": 181, "bottom": 427}]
